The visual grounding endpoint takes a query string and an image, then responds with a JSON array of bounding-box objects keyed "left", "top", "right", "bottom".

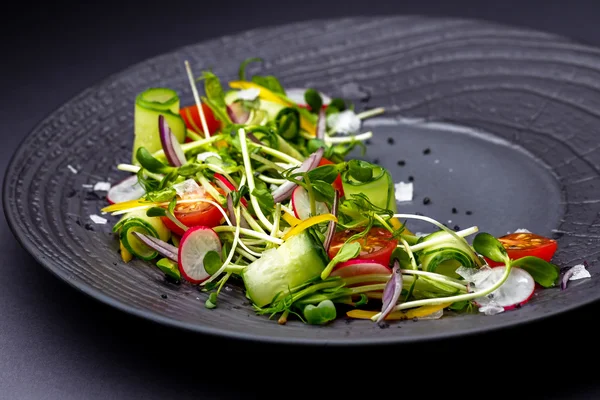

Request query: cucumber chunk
[
  {"left": 132, "top": 88, "right": 186, "bottom": 163},
  {"left": 242, "top": 231, "right": 327, "bottom": 307}
]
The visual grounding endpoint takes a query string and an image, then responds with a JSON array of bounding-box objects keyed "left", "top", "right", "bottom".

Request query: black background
[{"left": 3, "top": 1, "right": 600, "bottom": 398}]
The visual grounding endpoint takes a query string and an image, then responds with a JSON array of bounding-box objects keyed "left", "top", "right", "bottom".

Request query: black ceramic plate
[{"left": 5, "top": 16, "right": 600, "bottom": 345}]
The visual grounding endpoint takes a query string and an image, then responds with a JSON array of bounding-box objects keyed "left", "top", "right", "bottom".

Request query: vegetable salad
[{"left": 101, "top": 58, "right": 575, "bottom": 326}]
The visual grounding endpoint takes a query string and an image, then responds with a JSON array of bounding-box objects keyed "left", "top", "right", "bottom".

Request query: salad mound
[{"left": 101, "top": 58, "right": 571, "bottom": 326}]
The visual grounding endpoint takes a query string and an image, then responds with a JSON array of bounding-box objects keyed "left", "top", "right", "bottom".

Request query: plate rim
[{"left": 4, "top": 15, "right": 599, "bottom": 345}]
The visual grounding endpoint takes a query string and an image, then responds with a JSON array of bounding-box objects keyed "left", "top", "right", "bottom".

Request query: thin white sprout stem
[
  {"left": 324, "top": 131, "right": 373, "bottom": 144},
  {"left": 238, "top": 129, "right": 277, "bottom": 233},
  {"left": 203, "top": 206, "right": 242, "bottom": 285},
  {"left": 258, "top": 174, "right": 286, "bottom": 185},
  {"left": 400, "top": 238, "right": 418, "bottom": 270},
  {"left": 248, "top": 141, "right": 303, "bottom": 165},
  {"left": 235, "top": 246, "right": 258, "bottom": 262},
  {"left": 213, "top": 226, "right": 283, "bottom": 245},
  {"left": 184, "top": 60, "right": 211, "bottom": 137},
  {"left": 356, "top": 107, "right": 385, "bottom": 120}
]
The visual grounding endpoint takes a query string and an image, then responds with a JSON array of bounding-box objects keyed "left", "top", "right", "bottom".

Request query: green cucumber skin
[
  {"left": 132, "top": 106, "right": 187, "bottom": 164},
  {"left": 416, "top": 230, "right": 474, "bottom": 272},
  {"left": 340, "top": 166, "right": 397, "bottom": 220},
  {"left": 242, "top": 231, "right": 327, "bottom": 308}
]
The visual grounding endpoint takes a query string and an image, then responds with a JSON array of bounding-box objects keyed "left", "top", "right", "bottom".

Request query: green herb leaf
[
  {"left": 136, "top": 147, "right": 172, "bottom": 174},
  {"left": 238, "top": 57, "right": 263, "bottom": 81},
  {"left": 205, "top": 292, "right": 218, "bottom": 309},
  {"left": 302, "top": 299, "right": 337, "bottom": 325},
  {"left": 473, "top": 232, "right": 509, "bottom": 263},
  {"left": 449, "top": 300, "right": 469, "bottom": 311},
  {"left": 347, "top": 159, "right": 375, "bottom": 182},
  {"left": 510, "top": 256, "right": 560, "bottom": 288},
  {"left": 251, "top": 75, "right": 286, "bottom": 95},
  {"left": 251, "top": 179, "right": 275, "bottom": 213},
  {"left": 232, "top": 185, "right": 249, "bottom": 208},
  {"left": 307, "top": 163, "right": 346, "bottom": 184},
  {"left": 168, "top": 196, "right": 177, "bottom": 215},
  {"left": 311, "top": 180, "right": 336, "bottom": 205},
  {"left": 145, "top": 187, "right": 176, "bottom": 203},
  {"left": 329, "top": 98, "right": 346, "bottom": 112},
  {"left": 156, "top": 258, "right": 181, "bottom": 281},
  {"left": 321, "top": 241, "right": 362, "bottom": 279},
  {"left": 203, "top": 71, "right": 227, "bottom": 108},
  {"left": 203, "top": 250, "right": 223, "bottom": 276},
  {"left": 177, "top": 163, "right": 204, "bottom": 177},
  {"left": 146, "top": 207, "right": 167, "bottom": 218},
  {"left": 304, "top": 88, "right": 323, "bottom": 112},
  {"left": 275, "top": 107, "right": 300, "bottom": 140}
]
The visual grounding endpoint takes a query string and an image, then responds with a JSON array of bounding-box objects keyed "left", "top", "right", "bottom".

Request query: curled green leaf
[
  {"left": 303, "top": 299, "right": 337, "bottom": 325},
  {"left": 473, "top": 232, "right": 509, "bottom": 263}
]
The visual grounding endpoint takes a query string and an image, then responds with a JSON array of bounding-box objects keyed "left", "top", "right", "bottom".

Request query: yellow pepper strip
[
  {"left": 282, "top": 213, "right": 337, "bottom": 241},
  {"left": 120, "top": 241, "right": 133, "bottom": 263},
  {"left": 229, "top": 81, "right": 316, "bottom": 134},
  {"left": 282, "top": 211, "right": 301, "bottom": 227},
  {"left": 346, "top": 302, "right": 453, "bottom": 321},
  {"left": 101, "top": 199, "right": 154, "bottom": 214}
]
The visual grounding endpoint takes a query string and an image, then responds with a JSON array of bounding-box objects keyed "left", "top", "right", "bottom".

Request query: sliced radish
[
  {"left": 178, "top": 226, "right": 222, "bottom": 284},
  {"left": 106, "top": 175, "right": 145, "bottom": 204},
  {"left": 330, "top": 259, "right": 391, "bottom": 278},
  {"left": 214, "top": 173, "right": 247, "bottom": 207},
  {"left": 286, "top": 88, "right": 331, "bottom": 107},
  {"left": 473, "top": 267, "right": 536, "bottom": 311},
  {"left": 291, "top": 185, "right": 329, "bottom": 220}
]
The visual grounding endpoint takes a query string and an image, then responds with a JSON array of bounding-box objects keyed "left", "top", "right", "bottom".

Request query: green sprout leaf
[
  {"left": 251, "top": 179, "right": 275, "bottom": 213},
  {"left": 510, "top": 256, "right": 560, "bottom": 288},
  {"left": 321, "top": 241, "right": 362, "bottom": 280},
  {"left": 136, "top": 147, "right": 172, "bottom": 174},
  {"left": 205, "top": 292, "right": 218, "bottom": 309},
  {"left": 347, "top": 159, "right": 375, "bottom": 182},
  {"left": 275, "top": 107, "right": 300, "bottom": 140},
  {"left": 156, "top": 258, "right": 181, "bottom": 282},
  {"left": 307, "top": 163, "right": 346, "bottom": 184},
  {"left": 146, "top": 207, "right": 167, "bottom": 218},
  {"left": 473, "top": 232, "right": 509, "bottom": 263},
  {"left": 203, "top": 250, "right": 223, "bottom": 276},
  {"left": 304, "top": 88, "right": 323, "bottom": 112},
  {"left": 231, "top": 185, "right": 249, "bottom": 208},
  {"left": 302, "top": 299, "right": 337, "bottom": 325}
]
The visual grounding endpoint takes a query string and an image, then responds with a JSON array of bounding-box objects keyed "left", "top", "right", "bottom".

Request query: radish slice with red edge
[
  {"left": 472, "top": 267, "right": 535, "bottom": 313},
  {"left": 178, "top": 226, "right": 222, "bottom": 284},
  {"left": 272, "top": 147, "right": 324, "bottom": 203},
  {"left": 291, "top": 185, "right": 329, "bottom": 220},
  {"left": 159, "top": 115, "right": 187, "bottom": 167},
  {"left": 106, "top": 175, "right": 145, "bottom": 204},
  {"left": 330, "top": 259, "right": 391, "bottom": 278}
]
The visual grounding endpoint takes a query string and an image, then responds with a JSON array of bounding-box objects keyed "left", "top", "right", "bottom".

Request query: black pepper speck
[
  {"left": 84, "top": 223, "right": 94, "bottom": 231},
  {"left": 408, "top": 176, "right": 414, "bottom": 182},
  {"left": 453, "top": 225, "right": 460, "bottom": 231},
  {"left": 365, "top": 139, "right": 372, "bottom": 145},
  {"left": 423, "top": 197, "right": 431, "bottom": 205},
  {"left": 397, "top": 160, "right": 405, "bottom": 166},
  {"left": 387, "top": 137, "right": 395, "bottom": 145},
  {"left": 373, "top": 158, "right": 379, "bottom": 164},
  {"left": 423, "top": 148, "right": 431, "bottom": 155},
  {"left": 452, "top": 207, "right": 457, "bottom": 214},
  {"left": 378, "top": 322, "right": 390, "bottom": 329},
  {"left": 466, "top": 210, "right": 473, "bottom": 215},
  {"left": 161, "top": 294, "right": 168, "bottom": 299}
]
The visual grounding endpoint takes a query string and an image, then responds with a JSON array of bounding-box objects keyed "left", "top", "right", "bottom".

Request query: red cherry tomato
[
  {"left": 485, "top": 232, "right": 558, "bottom": 267},
  {"left": 160, "top": 189, "right": 225, "bottom": 237},
  {"left": 180, "top": 104, "right": 221, "bottom": 136},
  {"left": 318, "top": 158, "right": 344, "bottom": 197},
  {"left": 328, "top": 227, "right": 397, "bottom": 267}
]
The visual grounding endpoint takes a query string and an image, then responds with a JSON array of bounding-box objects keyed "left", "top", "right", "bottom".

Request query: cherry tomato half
[
  {"left": 318, "top": 158, "right": 344, "bottom": 197},
  {"left": 180, "top": 103, "right": 221, "bottom": 137},
  {"left": 161, "top": 189, "right": 225, "bottom": 237},
  {"left": 328, "top": 227, "right": 398, "bottom": 267},
  {"left": 485, "top": 232, "right": 558, "bottom": 267}
]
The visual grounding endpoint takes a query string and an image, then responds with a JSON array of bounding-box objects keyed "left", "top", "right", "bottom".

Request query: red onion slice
[
  {"left": 131, "top": 231, "right": 178, "bottom": 262},
  {"left": 323, "top": 189, "right": 340, "bottom": 252},
  {"left": 159, "top": 115, "right": 187, "bottom": 167},
  {"left": 376, "top": 259, "right": 403, "bottom": 323},
  {"left": 227, "top": 102, "right": 250, "bottom": 124},
  {"left": 316, "top": 108, "right": 326, "bottom": 140},
  {"left": 271, "top": 147, "right": 324, "bottom": 203}
]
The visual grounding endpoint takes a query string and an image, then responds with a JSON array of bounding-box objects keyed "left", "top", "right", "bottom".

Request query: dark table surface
[{"left": 3, "top": 1, "right": 600, "bottom": 398}]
